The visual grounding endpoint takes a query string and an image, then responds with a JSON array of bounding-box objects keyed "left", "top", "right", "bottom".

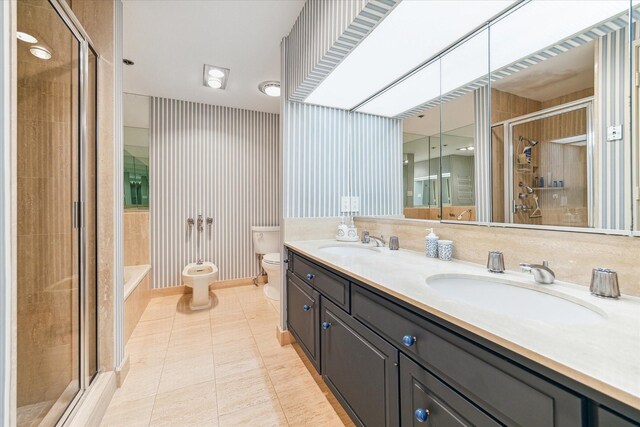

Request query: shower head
[{"left": 519, "top": 135, "right": 539, "bottom": 149}]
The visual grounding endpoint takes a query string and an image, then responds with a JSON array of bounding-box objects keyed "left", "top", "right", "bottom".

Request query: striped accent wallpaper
[
  {"left": 114, "top": 0, "right": 125, "bottom": 366},
  {"left": 596, "top": 24, "right": 637, "bottom": 230},
  {"left": 350, "top": 111, "right": 403, "bottom": 216},
  {"left": 282, "top": 100, "right": 402, "bottom": 218},
  {"left": 285, "top": 0, "right": 398, "bottom": 103},
  {"left": 150, "top": 98, "right": 279, "bottom": 288},
  {"left": 473, "top": 86, "right": 491, "bottom": 223}
]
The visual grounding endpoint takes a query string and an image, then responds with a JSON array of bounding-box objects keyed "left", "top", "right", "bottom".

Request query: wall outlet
[
  {"left": 340, "top": 196, "right": 350, "bottom": 213},
  {"left": 350, "top": 196, "right": 360, "bottom": 212},
  {"left": 607, "top": 125, "right": 622, "bottom": 141}
]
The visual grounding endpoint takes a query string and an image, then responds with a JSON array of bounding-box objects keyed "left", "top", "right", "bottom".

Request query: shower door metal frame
[
  {"left": 502, "top": 97, "right": 595, "bottom": 227},
  {"left": 43, "top": 0, "right": 100, "bottom": 425}
]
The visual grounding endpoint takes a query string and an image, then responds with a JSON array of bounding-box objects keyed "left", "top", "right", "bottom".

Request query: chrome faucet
[
  {"left": 369, "top": 235, "right": 386, "bottom": 247},
  {"left": 197, "top": 214, "right": 204, "bottom": 232},
  {"left": 197, "top": 258, "right": 203, "bottom": 265},
  {"left": 520, "top": 261, "right": 555, "bottom": 284}
]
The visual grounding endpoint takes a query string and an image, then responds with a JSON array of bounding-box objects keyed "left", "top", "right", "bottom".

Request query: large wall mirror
[{"left": 353, "top": 0, "right": 635, "bottom": 233}]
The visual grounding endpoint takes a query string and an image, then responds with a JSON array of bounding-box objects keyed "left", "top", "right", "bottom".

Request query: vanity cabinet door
[
  {"left": 321, "top": 298, "right": 399, "bottom": 427},
  {"left": 400, "top": 354, "right": 500, "bottom": 427},
  {"left": 594, "top": 406, "right": 640, "bottom": 427},
  {"left": 286, "top": 272, "right": 320, "bottom": 371}
]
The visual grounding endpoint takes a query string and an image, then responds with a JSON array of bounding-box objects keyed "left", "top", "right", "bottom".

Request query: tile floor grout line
[
  {"left": 146, "top": 297, "right": 178, "bottom": 427},
  {"left": 237, "top": 289, "right": 291, "bottom": 426}
]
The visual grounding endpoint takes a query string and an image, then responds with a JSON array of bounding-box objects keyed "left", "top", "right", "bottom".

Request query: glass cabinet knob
[
  {"left": 415, "top": 408, "right": 430, "bottom": 422},
  {"left": 303, "top": 304, "right": 311, "bottom": 311},
  {"left": 322, "top": 322, "right": 331, "bottom": 330},
  {"left": 306, "top": 273, "right": 315, "bottom": 280},
  {"left": 402, "top": 335, "right": 416, "bottom": 347}
]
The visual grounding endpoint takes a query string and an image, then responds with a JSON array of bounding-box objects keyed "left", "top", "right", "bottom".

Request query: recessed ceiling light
[
  {"left": 203, "top": 64, "right": 229, "bottom": 90},
  {"left": 457, "top": 147, "right": 468, "bottom": 151},
  {"left": 467, "top": 146, "right": 475, "bottom": 150},
  {"left": 17, "top": 31, "right": 37, "bottom": 43},
  {"left": 30, "top": 46, "right": 51, "bottom": 60},
  {"left": 208, "top": 68, "right": 225, "bottom": 78},
  {"left": 207, "top": 77, "right": 223, "bottom": 89},
  {"left": 258, "top": 81, "right": 280, "bottom": 97}
]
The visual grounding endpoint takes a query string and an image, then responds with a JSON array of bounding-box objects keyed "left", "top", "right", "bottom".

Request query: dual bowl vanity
[{"left": 285, "top": 240, "right": 640, "bottom": 426}]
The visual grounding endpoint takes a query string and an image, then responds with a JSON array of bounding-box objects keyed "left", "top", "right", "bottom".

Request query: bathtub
[
  {"left": 124, "top": 264, "right": 151, "bottom": 344},
  {"left": 124, "top": 264, "right": 151, "bottom": 300}
]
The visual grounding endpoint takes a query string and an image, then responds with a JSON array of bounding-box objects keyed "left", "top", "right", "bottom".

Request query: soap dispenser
[
  {"left": 426, "top": 228, "right": 439, "bottom": 258},
  {"left": 336, "top": 216, "right": 348, "bottom": 240},
  {"left": 347, "top": 217, "right": 358, "bottom": 240}
]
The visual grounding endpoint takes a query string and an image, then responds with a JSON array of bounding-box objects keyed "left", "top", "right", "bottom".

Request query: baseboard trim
[
  {"left": 276, "top": 325, "right": 295, "bottom": 346},
  {"left": 115, "top": 355, "right": 130, "bottom": 387},
  {"left": 151, "top": 277, "right": 256, "bottom": 298},
  {"left": 66, "top": 371, "right": 117, "bottom": 427}
]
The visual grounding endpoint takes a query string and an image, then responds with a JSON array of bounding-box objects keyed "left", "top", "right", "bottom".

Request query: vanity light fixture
[
  {"left": 258, "top": 81, "right": 281, "bottom": 97},
  {"left": 30, "top": 46, "right": 51, "bottom": 60},
  {"left": 17, "top": 31, "right": 37, "bottom": 43},
  {"left": 203, "top": 64, "right": 230, "bottom": 90}
]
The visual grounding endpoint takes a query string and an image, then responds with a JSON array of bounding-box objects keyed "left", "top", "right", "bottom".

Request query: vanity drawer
[
  {"left": 352, "top": 284, "right": 583, "bottom": 426},
  {"left": 593, "top": 406, "right": 640, "bottom": 427},
  {"left": 286, "top": 272, "right": 320, "bottom": 371},
  {"left": 400, "top": 353, "right": 499, "bottom": 427},
  {"left": 292, "top": 253, "right": 350, "bottom": 311}
]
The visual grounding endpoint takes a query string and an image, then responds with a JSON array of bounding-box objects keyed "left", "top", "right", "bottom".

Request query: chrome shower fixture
[
  {"left": 456, "top": 209, "right": 472, "bottom": 220},
  {"left": 519, "top": 135, "right": 539, "bottom": 151},
  {"left": 518, "top": 181, "right": 534, "bottom": 194}
]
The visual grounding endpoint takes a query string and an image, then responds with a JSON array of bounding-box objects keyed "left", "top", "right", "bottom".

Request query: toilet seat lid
[{"left": 263, "top": 253, "right": 280, "bottom": 264}]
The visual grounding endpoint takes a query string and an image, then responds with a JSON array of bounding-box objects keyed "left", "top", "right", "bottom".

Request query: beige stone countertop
[{"left": 285, "top": 239, "right": 640, "bottom": 410}]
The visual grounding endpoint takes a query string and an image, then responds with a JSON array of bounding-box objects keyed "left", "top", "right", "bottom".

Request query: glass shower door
[{"left": 17, "top": 0, "right": 82, "bottom": 425}]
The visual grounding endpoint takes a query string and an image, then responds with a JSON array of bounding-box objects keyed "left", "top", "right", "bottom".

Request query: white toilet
[
  {"left": 182, "top": 262, "right": 218, "bottom": 310},
  {"left": 251, "top": 226, "right": 281, "bottom": 301}
]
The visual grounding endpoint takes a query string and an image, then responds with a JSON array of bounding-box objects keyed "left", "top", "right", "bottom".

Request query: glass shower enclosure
[{"left": 16, "top": 0, "right": 98, "bottom": 425}]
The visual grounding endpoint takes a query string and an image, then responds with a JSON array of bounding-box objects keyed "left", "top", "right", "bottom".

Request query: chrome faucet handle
[
  {"left": 590, "top": 268, "right": 620, "bottom": 299},
  {"left": 389, "top": 236, "right": 399, "bottom": 250},
  {"left": 520, "top": 261, "right": 555, "bottom": 284},
  {"left": 487, "top": 251, "right": 505, "bottom": 273},
  {"left": 361, "top": 231, "right": 370, "bottom": 244},
  {"left": 187, "top": 217, "right": 195, "bottom": 228},
  {"left": 206, "top": 217, "right": 213, "bottom": 225}
]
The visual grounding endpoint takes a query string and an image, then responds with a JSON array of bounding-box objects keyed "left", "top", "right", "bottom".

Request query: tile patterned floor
[{"left": 101, "top": 284, "right": 350, "bottom": 427}]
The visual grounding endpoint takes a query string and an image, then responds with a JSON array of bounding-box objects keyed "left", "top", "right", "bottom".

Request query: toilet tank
[{"left": 251, "top": 226, "right": 280, "bottom": 255}]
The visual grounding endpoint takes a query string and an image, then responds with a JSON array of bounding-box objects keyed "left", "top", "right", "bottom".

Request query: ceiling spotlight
[
  {"left": 258, "top": 81, "right": 281, "bottom": 97},
  {"left": 17, "top": 31, "right": 37, "bottom": 43},
  {"left": 30, "top": 46, "right": 51, "bottom": 60},
  {"left": 207, "top": 77, "right": 223, "bottom": 89},
  {"left": 208, "top": 68, "right": 225, "bottom": 78},
  {"left": 203, "top": 64, "right": 229, "bottom": 90}
]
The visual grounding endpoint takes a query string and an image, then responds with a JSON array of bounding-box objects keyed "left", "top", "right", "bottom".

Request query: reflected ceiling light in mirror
[
  {"left": 304, "top": 0, "right": 515, "bottom": 110},
  {"left": 203, "top": 64, "right": 229, "bottom": 90},
  {"left": 17, "top": 31, "right": 37, "bottom": 43},
  {"left": 30, "top": 46, "right": 51, "bottom": 60}
]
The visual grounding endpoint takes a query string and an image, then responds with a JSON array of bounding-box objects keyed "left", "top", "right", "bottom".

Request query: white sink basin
[
  {"left": 427, "top": 275, "right": 605, "bottom": 325},
  {"left": 319, "top": 244, "right": 381, "bottom": 256}
]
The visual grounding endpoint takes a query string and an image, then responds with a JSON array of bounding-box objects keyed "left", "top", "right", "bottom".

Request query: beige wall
[
  {"left": 124, "top": 211, "right": 149, "bottom": 266},
  {"left": 356, "top": 217, "right": 640, "bottom": 297}
]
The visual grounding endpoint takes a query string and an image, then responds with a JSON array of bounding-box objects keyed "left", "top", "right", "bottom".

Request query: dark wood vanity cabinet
[
  {"left": 320, "top": 298, "right": 399, "bottom": 427},
  {"left": 285, "top": 250, "right": 640, "bottom": 427},
  {"left": 286, "top": 272, "right": 320, "bottom": 371}
]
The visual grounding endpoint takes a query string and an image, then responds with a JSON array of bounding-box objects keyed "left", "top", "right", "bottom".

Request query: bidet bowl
[{"left": 182, "top": 262, "right": 218, "bottom": 310}]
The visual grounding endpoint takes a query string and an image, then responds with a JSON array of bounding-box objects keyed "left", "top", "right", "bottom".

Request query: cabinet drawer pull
[
  {"left": 322, "top": 321, "right": 331, "bottom": 330},
  {"left": 303, "top": 304, "right": 311, "bottom": 311},
  {"left": 415, "top": 408, "right": 430, "bottom": 422},
  {"left": 402, "top": 335, "right": 417, "bottom": 347},
  {"left": 306, "top": 273, "right": 315, "bottom": 280}
]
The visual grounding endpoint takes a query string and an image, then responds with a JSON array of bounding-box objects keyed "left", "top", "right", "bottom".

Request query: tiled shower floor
[{"left": 101, "top": 284, "right": 351, "bottom": 426}]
